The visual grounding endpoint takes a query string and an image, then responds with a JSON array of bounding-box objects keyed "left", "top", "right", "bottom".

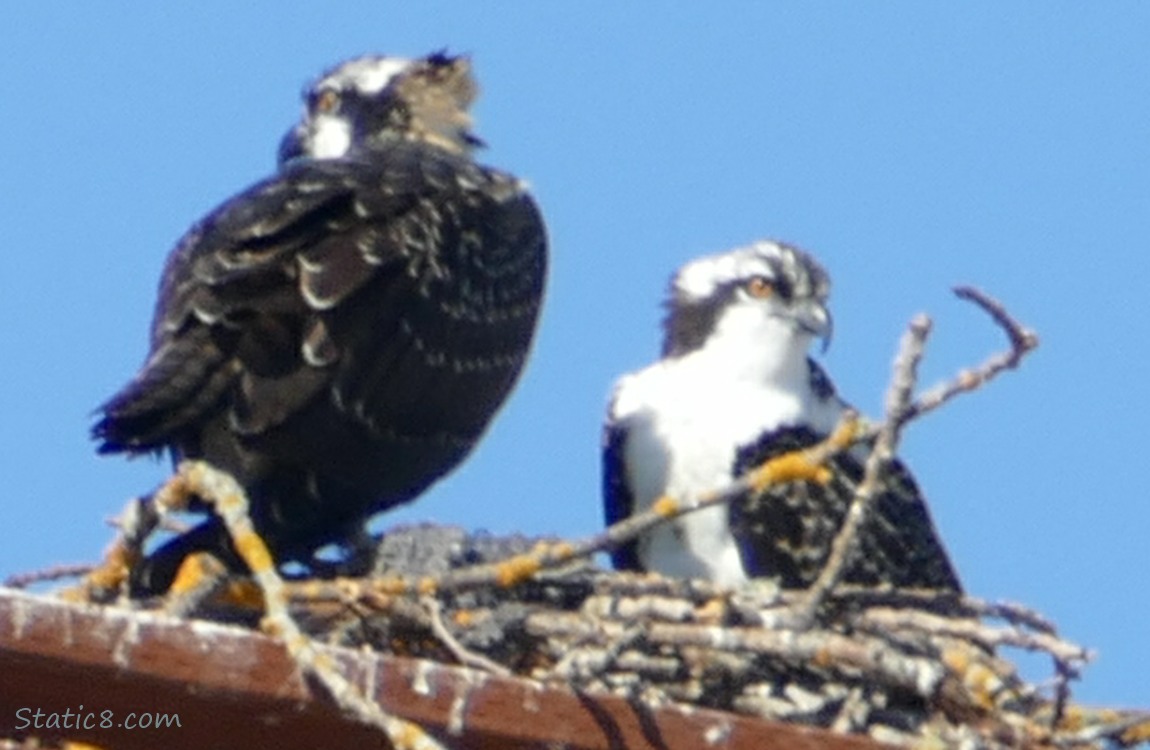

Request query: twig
[
  {"left": 903, "top": 286, "right": 1039, "bottom": 424},
  {"left": 64, "top": 494, "right": 174, "bottom": 602},
  {"left": 1053, "top": 658, "right": 1076, "bottom": 731},
  {"left": 104, "top": 512, "right": 191, "bottom": 535},
  {"left": 959, "top": 596, "right": 1061, "bottom": 635},
  {"left": 422, "top": 596, "right": 512, "bottom": 677},
  {"left": 953, "top": 286, "right": 1039, "bottom": 362},
  {"left": 526, "top": 611, "right": 955, "bottom": 704},
  {"left": 3, "top": 563, "right": 94, "bottom": 589},
  {"left": 796, "top": 315, "right": 933, "bottom": 621},
  {"left": 856, "top": 607, "right": 1090, "bottom": 667},
  {"left": 170, "top": 461, "right": 449, "bottom": 750},
  {"left": 1051, "top": 709, "right": 1150, "bottom": 748},
  {"left": 286, "top": 416, "right": 861, "bottom": 608},
  {"left": 544, "top": 623, "right": 647, "bottom": 683},
  {"left": 798, "top": 286, "right": 1039, "bottom": 620}
]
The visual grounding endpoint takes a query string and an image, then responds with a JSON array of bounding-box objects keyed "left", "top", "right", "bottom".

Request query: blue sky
[{"left": 3, "top": 5, "right": 1148, "bottom": 709}]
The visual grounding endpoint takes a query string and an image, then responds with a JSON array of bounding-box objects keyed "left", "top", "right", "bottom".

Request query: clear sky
[{"left": 3, "top": 5, "right": 1147, "bottom": 709}]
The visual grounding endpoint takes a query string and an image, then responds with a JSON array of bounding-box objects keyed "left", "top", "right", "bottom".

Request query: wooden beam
[{"left": 0, "top": 588, "right": 889, "bottom": 749}]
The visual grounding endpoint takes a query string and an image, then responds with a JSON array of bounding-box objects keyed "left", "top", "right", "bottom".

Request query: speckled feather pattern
[{"left": 93, "top": 55, "right": 547, "bottom": 594}]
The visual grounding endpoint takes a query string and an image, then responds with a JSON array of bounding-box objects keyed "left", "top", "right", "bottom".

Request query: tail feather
[{"left": 94, "top": 327, "right": 235, "bottom": 453}]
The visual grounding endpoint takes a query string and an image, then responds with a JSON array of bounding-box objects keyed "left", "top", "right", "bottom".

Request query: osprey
[
  {"left": 94, "top": 53, "right": 547, "bottom": 594},
  {"left": 602, "top": 241, "right": 960, "bottom": 592}
]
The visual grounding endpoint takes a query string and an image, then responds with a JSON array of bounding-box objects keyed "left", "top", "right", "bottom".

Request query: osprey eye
[
  {"left": 745, "top": 276, "right": 774, "bottom": 299},
  {"left": 314, "top": 89, "right": 341, "bottom": 113}
]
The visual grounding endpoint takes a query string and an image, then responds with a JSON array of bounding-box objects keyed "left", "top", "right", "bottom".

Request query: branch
[
  {"left": 855, "top": 606, "right": 1090, "bottom": 668},
  {"left": 796, "top": 314, "right": 932, "bottom": 621},
  {"left": 166, "top": 461, "right": 449, "bottom": 750},
  {"left": 797, "top": 285, "right": 1039, "bottom": 619},
  {"left": 903, "top": 285, "right": 1039, "bottom": 423},
  {"left": 285, "top": 416, "right": 861, "bottom": 609},
  {"left": 3, "top": 563, "right": 94, "bottom": 589},
  {"left": 525, "top": 611, "right": 957, "bottom": 706}
]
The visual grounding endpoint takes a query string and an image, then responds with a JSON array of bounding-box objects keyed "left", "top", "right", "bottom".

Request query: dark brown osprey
[{"left": 93, "top": 53, "right": 548, "bottom": 594}]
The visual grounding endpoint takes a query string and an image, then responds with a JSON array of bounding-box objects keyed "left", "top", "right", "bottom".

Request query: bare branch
[
  {"left": 525, "top": 611, "right": 955, "bottom": 704},
  {"left": 797, "top": 286, "right": 1040, "bottom": 619},
  {"left": 280, "top": 416, "right": 861, "bottom": 609},
  {"left": 3, "top": 563, "right": 94, "bottom": 589},
  {"left": 954, "top": 285, "right": 1039, "bottom": 361},
  {"left": 855, "top": 606, "right": 1090, "bottom": 667},
  {"left": 169, "top": 461, "right": 450, "bottom": 750},
  {"left": 796, "top": 314, "right": 933, "bottom": 621},
  {"left": 422, "top": 595, "right": 513, "bottom": 677},
  {"left": 903, "top": 285, "right": 1039, "bottom": 423}
]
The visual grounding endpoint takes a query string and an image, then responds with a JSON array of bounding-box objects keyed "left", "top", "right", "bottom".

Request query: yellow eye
[
  {"left": 316, "top": 89, "right": 340, "bottom": 113},
  {"left": 745, "top": 276, "right": 774, "bottom": 298}
]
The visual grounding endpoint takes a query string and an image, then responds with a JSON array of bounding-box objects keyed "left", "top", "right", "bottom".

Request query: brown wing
[
  {"left": 730, "top": 426, "right": 962, "bottom": 592},
  {"left": 94, "top": 144, "right": 547, "bottom": 555}
]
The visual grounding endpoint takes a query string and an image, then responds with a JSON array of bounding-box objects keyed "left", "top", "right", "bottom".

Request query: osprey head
[
  {"left": 279, "top": 52, "right": 480, "bottom": 163},
  {"left": 661, "top": 240, "right": 832, "bottom": 359}
]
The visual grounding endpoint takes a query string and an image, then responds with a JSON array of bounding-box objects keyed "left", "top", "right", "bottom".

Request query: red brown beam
[{"left": 0, "top": 588, "right": 889, "bottom": 749}]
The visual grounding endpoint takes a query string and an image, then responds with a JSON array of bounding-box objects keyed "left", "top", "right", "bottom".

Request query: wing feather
[
  {"left": 95, "top": 145, "right": 546, "bottom": 507},
  {"left": 602, "top": 394, "right": 643, "bottom": 572},
  {"left": 730, "top": 426, "right": 962, "bottom": 592}
]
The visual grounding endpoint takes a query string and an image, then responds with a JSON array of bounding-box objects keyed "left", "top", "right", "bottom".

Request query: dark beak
[
  {"left": 819, "top": 308, "right": 834, "bottom": 353},
  {"left": 799, "top": 301, "right": 833, "bottom": 353}
]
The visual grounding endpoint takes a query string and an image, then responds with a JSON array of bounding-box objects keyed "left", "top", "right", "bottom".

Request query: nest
[{"left": 157, "top": 523, "right": 1140, "bottom": 750}]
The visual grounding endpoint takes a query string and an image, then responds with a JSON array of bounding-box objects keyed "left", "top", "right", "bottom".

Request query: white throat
[
  {"left": 307, "top": 113, "right": 353, "bottom": 159},
  {"left": 691, "top": 308, "right": 814, "bottom": 390}
]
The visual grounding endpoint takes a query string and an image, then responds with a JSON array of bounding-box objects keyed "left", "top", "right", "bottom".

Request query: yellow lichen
[
  {"left": 942, "top": 647, "right": 970, "bottom": 674},
  {"left": 549, "top": 541, "right": 576, "bottom": 561},
  {"left": 651, "top": 495, "right": 680, "bottom": 517},
  {"left": 68, "top": 543, "right": 140, "bottom": 599},
  {"left": 375, "top": 576, "right": 412, "bottom": 595},
  {"left": 168, "top": 553, "right": 218, "bottom": 595},
  {"left": 393, "top": 720, "right": 429, "bottom": 750},
  {"left": 233, "top": 528, "right": 275, "bottom": 573},
  {"left": 750, "top": 452, "right": 830, "bottom": 492},
  {"left": 694, "top": 598, "right": 728, "bottom": 624},
  {"left": 943, "top": 647, "right": 1002, "bottom": 711},
  {"left": 748, "top": 418, "right": 859, "bottom": 491},
  {"left": 496, "top": 554, "right": 542, "bottom": 587},
  {"left": 1122, "top": 719, "right": 1150, "bottom": 744}
]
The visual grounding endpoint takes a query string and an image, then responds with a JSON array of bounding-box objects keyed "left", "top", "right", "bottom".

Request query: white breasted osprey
[
  {"left": 602, "top": 241, "right": 960, "bottom": 592},
  {"left": 94, "top": 53, "right": 548, "bottom": 594}
]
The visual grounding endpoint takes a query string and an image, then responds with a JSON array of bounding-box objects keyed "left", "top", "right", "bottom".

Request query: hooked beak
[{"left": 799, "top": 301, "right": 833, "bottom": 353}]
